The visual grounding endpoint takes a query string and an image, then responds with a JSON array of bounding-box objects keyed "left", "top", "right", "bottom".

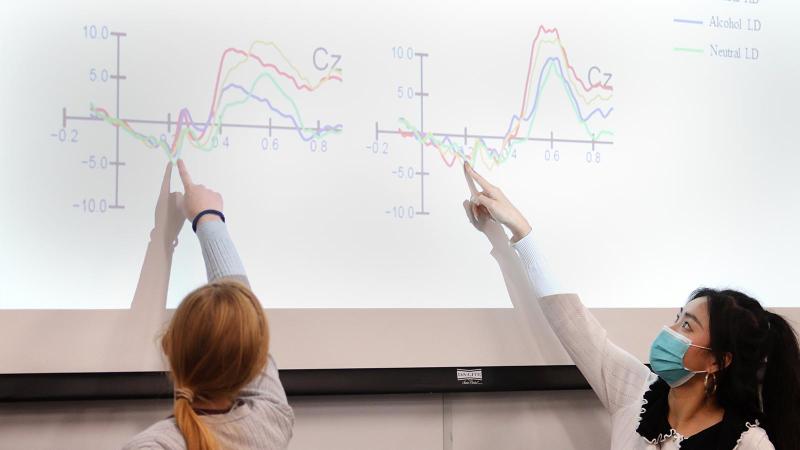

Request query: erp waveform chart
[
  {"left": 56, "top": 28, "right": 343, "bottom": 213},
  {"left": 371, "top": 26, "right": 615, "bottom": 218},
  {"left": 5, "top": 0, "right": 796, "bottom": 311}
]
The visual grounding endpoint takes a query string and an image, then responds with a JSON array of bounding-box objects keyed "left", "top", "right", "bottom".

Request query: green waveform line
[
  {"left": 399, "top": 55, "right": 614, "bottom": 169},
  {"left": 673, "top": 47, "right": 704, "bottom": 54},
  {"left": 90, "top": 41, "right": 341, "bottom": 160}
]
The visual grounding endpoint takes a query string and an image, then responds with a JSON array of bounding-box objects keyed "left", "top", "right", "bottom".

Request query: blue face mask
[{"left": 649, "top": 326, "right": 712, "bottom": 388}]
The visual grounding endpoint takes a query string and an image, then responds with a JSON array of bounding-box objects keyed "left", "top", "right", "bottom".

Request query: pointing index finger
[
  {"left": 464, "top": 161, "right": 493, "bottom": 192},
  {"left": 176, "top": 159, "right": 193, "bottom": 190},
  {"left": 463, "top": 162, "right": 479, "bottom": 196}
]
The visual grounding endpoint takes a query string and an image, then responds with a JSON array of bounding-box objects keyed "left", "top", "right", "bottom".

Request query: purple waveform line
[
  {"left": 502, "top": 56, "right": 613, "bottom": 137},
  {"left": 170, "top": 84, "right": 342, "bottom": 142}
]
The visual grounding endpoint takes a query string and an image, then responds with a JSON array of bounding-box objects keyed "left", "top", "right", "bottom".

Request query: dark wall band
[{"left": 0, "top": 366, "right": 591, "bottom": 401}]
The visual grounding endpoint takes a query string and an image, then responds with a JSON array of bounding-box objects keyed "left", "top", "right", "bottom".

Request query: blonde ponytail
[
  {"left": 162, "top": 280, "right": 270, "bottom": 450},
  {"left": 174, "top": 390, "right": 218, "bottom": 450}
]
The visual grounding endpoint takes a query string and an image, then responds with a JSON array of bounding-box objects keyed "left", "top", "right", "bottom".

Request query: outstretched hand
[
  {"left": 463, "top": 162, "right": 531, "bottom": 242},
  {"left": 176, "top": 159, "right": 223, "bottom": 225}
]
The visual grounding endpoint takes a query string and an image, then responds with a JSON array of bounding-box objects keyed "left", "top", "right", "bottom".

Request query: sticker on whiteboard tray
[{"left": 456, "top": 368, "right": 483, "bottom": 385}]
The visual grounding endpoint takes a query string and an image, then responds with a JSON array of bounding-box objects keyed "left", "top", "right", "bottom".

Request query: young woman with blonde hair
[{"left": 124, "top": 160, "right": 294, "bottom": 450}]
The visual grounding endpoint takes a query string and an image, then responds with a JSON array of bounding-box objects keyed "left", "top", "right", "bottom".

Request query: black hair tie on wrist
[{"left": 192, "top": 209, "right": 225, "bottom": 233}]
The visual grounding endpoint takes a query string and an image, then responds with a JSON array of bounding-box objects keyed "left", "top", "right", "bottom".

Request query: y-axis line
[
  {"left": 109, "top": 31, "right": 126, "bottom": 210},
  {"left": 416, "top": 52, "right": 430, "bottom": 216}
]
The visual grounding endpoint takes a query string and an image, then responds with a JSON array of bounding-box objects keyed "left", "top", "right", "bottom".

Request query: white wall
[{"left": 0, "top": 390, "right": 610, "bottom": 450}]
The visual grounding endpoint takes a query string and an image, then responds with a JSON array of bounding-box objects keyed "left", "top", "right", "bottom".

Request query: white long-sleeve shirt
[{"left": 511, "top": 233, "right": 774, "bottom": 450}]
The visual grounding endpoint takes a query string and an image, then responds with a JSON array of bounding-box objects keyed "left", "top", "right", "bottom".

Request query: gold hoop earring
[{"left": 704, "top": 372, "right": 717, "bottom": 397}]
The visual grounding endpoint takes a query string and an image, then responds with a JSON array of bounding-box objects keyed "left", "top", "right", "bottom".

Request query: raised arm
[
  {"left": 176, "top": 160, "right": 293, "bottom": 425},
  {"left": 463, "top": 162, "right": 654, "bottom": 414},
  {"left": 177, "top": 159, "right": 247, "bottom": 285}
]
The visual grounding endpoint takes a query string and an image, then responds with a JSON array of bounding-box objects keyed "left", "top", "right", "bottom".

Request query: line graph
[
  {"left": 60, "top": 31, "right": 343, "bottom": 211},
  {"left": 373, "top": 25, "right": 615, "bottom": 217}
]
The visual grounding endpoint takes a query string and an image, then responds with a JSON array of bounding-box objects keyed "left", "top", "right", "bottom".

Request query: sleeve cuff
[
  {"left": 511, "top": 232, "right": 564, "bottom": 298},
  {"left": 511, "top": 231, "right": 537, "bottom": 267},
  {"left": 195, "top": 220, "right": 247, "bottom": 282}
]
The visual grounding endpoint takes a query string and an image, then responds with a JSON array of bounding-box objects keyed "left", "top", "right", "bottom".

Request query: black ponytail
[
  {"left": 761, "top": 311, "right": 800, "bottom": 450},
  {"left": 690, "top": 288, "right": 800, "bottom": 450}
]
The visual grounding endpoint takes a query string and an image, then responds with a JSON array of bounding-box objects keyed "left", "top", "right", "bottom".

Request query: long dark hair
[{"left": 691, "top": 288, "right": 800, "bottom": 450}]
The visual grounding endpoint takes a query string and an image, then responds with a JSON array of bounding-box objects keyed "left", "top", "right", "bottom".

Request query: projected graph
[
  {"left": 372, "top": 26, "right": 615, "bottom": 216},
  {"left": 57, "top": 28, "right": 343, "bottom": 211}
]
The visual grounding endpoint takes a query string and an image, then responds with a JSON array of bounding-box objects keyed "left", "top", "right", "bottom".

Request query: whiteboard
[{"left": 1, "top": 0, "right": 798, "bottom": 373}]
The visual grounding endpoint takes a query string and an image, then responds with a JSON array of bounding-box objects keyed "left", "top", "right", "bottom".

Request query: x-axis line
[
  {"left": 62, "top": 113, "right": 341, "bottom": 133},
  {"left": 375, "top": 127, "right": 613, "bottom": 145}
]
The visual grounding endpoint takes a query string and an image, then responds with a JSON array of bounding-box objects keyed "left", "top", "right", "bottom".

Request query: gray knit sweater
[{"left": 123, "top": 220, "right": 294, "bottom": 449}]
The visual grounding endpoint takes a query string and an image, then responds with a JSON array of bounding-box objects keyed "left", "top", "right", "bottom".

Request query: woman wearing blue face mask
[{"left": 462, "top": 163, "right": 800, "bottom": 450}]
